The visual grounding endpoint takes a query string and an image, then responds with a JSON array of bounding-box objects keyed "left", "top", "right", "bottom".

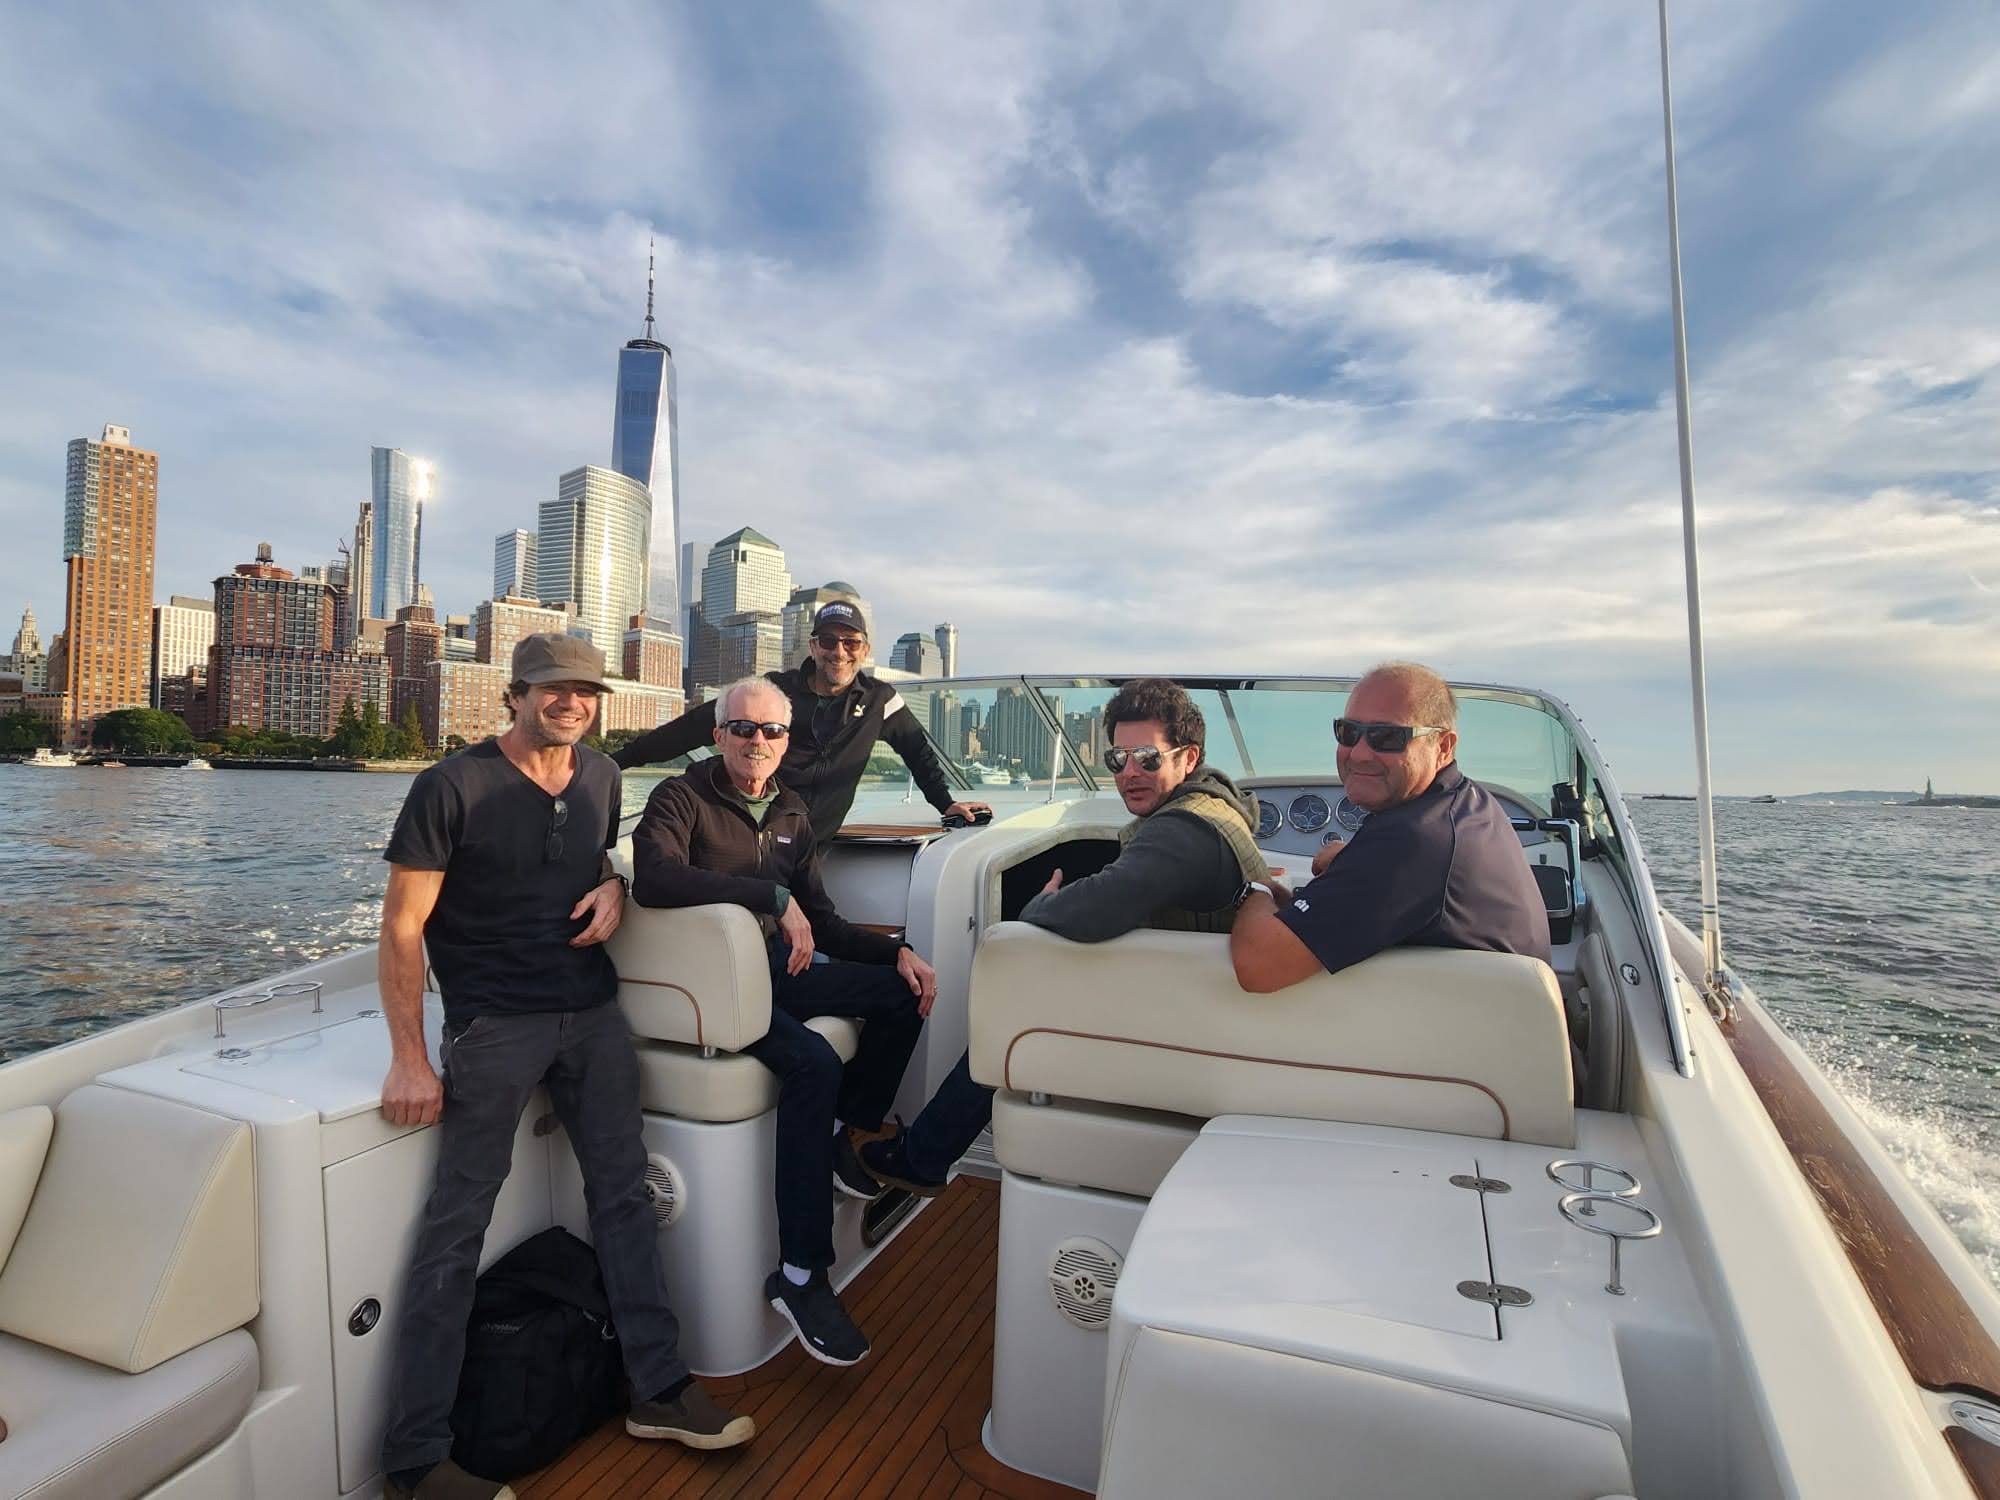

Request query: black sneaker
[
  {"left": 766, "top": 1268, "right": 870, "bottom": 1366},
  {"left": 383, "top": 1460, "right": 515, "bottom": 1500},
  {"left": 627, "top": 1382, "right": 756, "bottom": 1449},
  {"left": 859, "top": 1131, "right": 949, "bottom": 1198},
  {"left": 832, "top": 1130, "right": 887, "bottom": 1201}
]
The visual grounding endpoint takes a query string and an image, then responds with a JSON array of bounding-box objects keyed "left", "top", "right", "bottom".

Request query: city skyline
[{"left": 1, "top": 7, "right": 1996, "bottom": 789}]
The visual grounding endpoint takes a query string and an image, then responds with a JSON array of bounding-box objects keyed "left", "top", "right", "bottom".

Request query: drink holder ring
[{"left": 1558, "top": 1190, "right": 1662, "bottom": 1295}]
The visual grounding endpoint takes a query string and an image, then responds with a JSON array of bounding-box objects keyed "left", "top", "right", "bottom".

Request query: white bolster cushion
[
  {"left": 0, "top": 1086, "right": 258, "bottom": 1373},
  {"left": 608, "top": 902, "right": 774, "bottom": 1052},
  {"left": 968, "top": 924, "right": 1574, "bottom": 1148},
  {"left": 0, "top": 1105, "right": 54, "bottom": 1276}
]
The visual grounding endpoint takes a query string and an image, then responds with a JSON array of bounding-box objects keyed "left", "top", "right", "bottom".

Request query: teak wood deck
[{"left": 517, "top": 1176, "right": 1088, "bottom": 1499}]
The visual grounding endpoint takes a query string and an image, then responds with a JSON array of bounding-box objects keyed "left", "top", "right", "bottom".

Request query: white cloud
[{"left": 0, "top": 2, "right": 1996, "bottom": 793}]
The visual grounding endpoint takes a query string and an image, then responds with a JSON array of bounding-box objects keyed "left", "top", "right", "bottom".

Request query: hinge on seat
[
  {"left": 1449, "top": 1174, "right": 1511, "bottom": 1193},
  {"left": 1457, "top": 1280, "right": 1533, "bottom": 1307}
]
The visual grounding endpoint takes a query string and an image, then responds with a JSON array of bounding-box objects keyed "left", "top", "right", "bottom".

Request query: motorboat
[
  {"left": 21, "top": 747, "right": 75, "bottom": 768},
  {"left": 0, "top": 672, "right": 1995, "bottom": 1500}
]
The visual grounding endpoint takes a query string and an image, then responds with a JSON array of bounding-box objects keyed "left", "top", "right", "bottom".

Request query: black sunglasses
[
  {"left": 1103, "top": 744, "right": 1186, "bottom": 774},
  {"left": 723, "top": 719, "right": 791, "bottom": 741},
  {"left": 1333, "top": 719, "right": 1446, "bottom": 753},
  {"left": 544, "top": 796, "right": 568, "bottom": 863},
  {"left": 811, "top": 633, "right": 867, "bottom": 653}
]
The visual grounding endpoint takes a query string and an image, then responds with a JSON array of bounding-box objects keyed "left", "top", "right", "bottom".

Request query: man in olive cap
[{"left": 376, "top": 634, "right": 752, "bottom": 1500}]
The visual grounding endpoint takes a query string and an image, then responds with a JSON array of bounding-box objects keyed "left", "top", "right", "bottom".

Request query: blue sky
[{"left": 2, "top": 2, "right": 1995, "bottom": 793}]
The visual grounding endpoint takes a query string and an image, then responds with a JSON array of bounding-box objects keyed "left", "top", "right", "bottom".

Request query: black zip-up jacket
[
  {"left": 612, "top": 659, "right": 961, "bottom": 843},
  {"left": 629, "top": 758, "right": 903, "bottom": 965}
]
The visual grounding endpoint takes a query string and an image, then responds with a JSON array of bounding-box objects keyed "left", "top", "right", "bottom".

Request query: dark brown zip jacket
[{"left": 629, "top": 758, "right": 902, "bottom": 965}]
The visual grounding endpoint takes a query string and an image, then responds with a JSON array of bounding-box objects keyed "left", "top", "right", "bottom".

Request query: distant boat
[
  {"left": 23, "top": 748, "right": 76, "bottom": 768},
  {"left": 1750, "top": 794, "right": 1779, "bottom": 804}
]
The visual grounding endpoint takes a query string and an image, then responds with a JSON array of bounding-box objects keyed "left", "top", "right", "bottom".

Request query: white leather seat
[
  {"left": 971, "top": 924, "right": 1575, "bottom": 1153},
  {"left": 610, "top": 900, "right": 866, "bottom": 1122},
  {"left": 0, "top": 1329, "right": 258, "bottom": 1500},
  {"left": 0, "top": 1087, "right": 261, "bottom": 1500}
]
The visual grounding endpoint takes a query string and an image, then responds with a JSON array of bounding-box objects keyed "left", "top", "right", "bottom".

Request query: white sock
[
  {"left": 831, "top": 1119, "right": 845, "bottom": 1137},
  {"left": 782, "top": 1262, "right": 812, "bottom": 1287}
]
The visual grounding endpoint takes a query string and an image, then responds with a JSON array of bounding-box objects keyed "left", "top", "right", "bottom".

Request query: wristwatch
[{"left": 1235, "top": 879, "right": 1274, "bottom": 907}]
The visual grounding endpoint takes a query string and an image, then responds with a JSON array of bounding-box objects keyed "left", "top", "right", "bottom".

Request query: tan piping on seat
[
  {"left": 620, "top": 978, "right": 704, "bottom": 1048},
  {"left": 1000, "top": 1028, "right": 1514, "bottom": 1140}
]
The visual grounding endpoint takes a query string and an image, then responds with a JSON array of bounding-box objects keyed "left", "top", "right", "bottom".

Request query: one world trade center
[{"left": 611, "top": 242, "right": 681, "bottom": 626}]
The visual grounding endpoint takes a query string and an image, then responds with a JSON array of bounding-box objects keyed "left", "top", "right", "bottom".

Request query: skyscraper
[
  {"left": 5, "top": 606, "right": 47, "bottom": 693},
  {"left": 537, "top": 465, "right": 652, "bottom": 658},
  {"left": 611, "top": 242, "right": 681, "bottom": 627},
  {"left": 679, "top": 539, "right": 699, "bottom": 644},
  {"left": 369, "top": 447, "right": 432, "bottom": 619},
  {"left": 934, "top": 622, "right": 958, "bottom": 677},
  {"left": 688, "top": 529, "right": 790, "bottom": 694},
  {"left": 891, "top": 632, "right": 943, "bottom": 675},
  {"left": 150, "top": 596, "right": 214, "bottom": 710},
  {"left": 349, "top": 501, "right": 376, "bottom": 633},
  {"left": 493, "top": 529, "right": 538, "bottom": 601},
  {"left": 60, "top": 424, "right": 157, "bottom": 738},
  {"left": 208, "top": 545, "right": 386, "bottom": 736}
]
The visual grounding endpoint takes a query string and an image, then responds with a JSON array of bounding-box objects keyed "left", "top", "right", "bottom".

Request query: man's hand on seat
[
  {"left": 944, "top": 800, "right": 993, "bottom": 824},
  {"left": 1040, "top": 868, "right": 1064, "bottom": 896},
  {"left": 777, "top": 900, "right": 816, "bottom": 975},
  {"left": 1310, "top": 839, "right": 1346, "bottom": 878},
  {"left": 381, "top": 1054, "right": 443, "bottom": 1127},
  {"left": 896, "top": 947, "right": 939, "bottom": 1018}
]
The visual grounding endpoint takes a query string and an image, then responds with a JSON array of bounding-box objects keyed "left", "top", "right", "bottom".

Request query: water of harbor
[{"left": 0, "top": 766, "right": 1993, "bottom": 1286}]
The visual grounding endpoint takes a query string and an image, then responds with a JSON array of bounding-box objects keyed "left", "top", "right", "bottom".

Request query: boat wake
[{"left": 1819, "top": 1055, "right": 2000, "bottom": 1290}]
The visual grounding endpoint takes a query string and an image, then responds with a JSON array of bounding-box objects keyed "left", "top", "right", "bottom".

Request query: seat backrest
[
  {"left": 0, "top": 1104, "right": 53, "bottom": 1274},
  {"left": 969, "top": 924, "right": 1574, "bottom": 1148},
  {"left": 0, "top": 1084, "right": 258, "bottom": 1372},
  {"left": 607, "top": 901, "right": 774, "bottom": 1051}
]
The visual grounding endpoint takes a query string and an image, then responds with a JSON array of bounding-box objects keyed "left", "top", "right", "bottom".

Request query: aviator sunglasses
[
  {"left": 1333, "top": 719, "right": 1446, "bottom": 753},
  {"left": 1103, "top": 744, "right": 1187, "bottom": 774},
  {"left": 811, "top": 633, "right": 868, "bottom": 654},
  {"left": 544, "top": 797, "right": 568, "bottom": 863},
  {"left": 723, "top": 720, "right": 791, "bottom": 741}
]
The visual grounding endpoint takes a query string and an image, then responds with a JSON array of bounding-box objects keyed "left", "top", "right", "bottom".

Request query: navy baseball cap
[{"left": 811, "top": 601, "right": 867, "bottom": 637}]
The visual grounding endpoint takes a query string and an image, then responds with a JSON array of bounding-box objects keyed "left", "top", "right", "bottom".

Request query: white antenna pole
[{"left": 1656, "top": 0, "right": 1729, "bottom": 1011}]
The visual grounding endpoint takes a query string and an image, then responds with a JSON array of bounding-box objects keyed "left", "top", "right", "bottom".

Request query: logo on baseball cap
[
  {"left": 510, "top": 632, "right": 614, "bottom": 692},
  {"left": 811, "top": 601, "right": 866, "bottom": 637}
]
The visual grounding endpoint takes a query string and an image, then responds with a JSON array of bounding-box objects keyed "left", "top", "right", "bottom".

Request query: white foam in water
[{"left": 1820, "top": 1058, "right": 2000, "bottom": 1291}]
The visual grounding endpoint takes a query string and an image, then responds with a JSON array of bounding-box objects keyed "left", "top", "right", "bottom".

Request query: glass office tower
[
  {"left": 369, "top": 447, "right": 432, "bottom": 619},
  {"left": 610, "top": 249, "right": 681, "bottom": 626},
  {"left": 537, "top": 465, "right": 652, "bottom": 659}
]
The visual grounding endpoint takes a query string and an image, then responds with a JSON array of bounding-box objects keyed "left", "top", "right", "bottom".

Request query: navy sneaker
[
  {"left": 832, "top": 1130, "right": 887, "bottom": 1201},
  {"left": 859, "top": 1131, "right": 950, "bottom": 1198},
  {"left": 766, "top": 1268, "right": 870, "bottom": 1366}
]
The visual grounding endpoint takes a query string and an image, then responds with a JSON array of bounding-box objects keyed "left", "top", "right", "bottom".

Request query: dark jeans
[
  {"left": 745, "top": 948, "right": 925, "bottom": 1270},
  {"left": 902, "top": 1051, "right": 994, "bottom": 1183},
  {"left": 380, "top": 1003, "right": 689, "bottom": 1475}
]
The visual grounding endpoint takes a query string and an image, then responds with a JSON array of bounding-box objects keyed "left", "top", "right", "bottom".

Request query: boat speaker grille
[
  {"left": 643, "top": 1155, "right": 685, "bottom": 1228},
  {"left": 1049, "top": 1237, "right": 1122, "bottom": 1329}
]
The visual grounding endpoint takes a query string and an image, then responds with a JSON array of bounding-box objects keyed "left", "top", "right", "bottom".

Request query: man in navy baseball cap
[{"left": 615, "top": 595, "right": 990, "bottom": 841}]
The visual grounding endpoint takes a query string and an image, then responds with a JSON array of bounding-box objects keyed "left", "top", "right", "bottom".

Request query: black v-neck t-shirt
[{"left": 384, "top": 739, "right": 622, "bottom": 1020}]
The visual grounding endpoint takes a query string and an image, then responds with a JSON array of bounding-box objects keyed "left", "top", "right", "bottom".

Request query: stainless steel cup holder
[
  {"left": 213, "top": 979, "right": 324, "bottom": 1039},
  {"left": 1545, "top": 1158, "right": 1640, "bottom": 1216},
  {"left": 1558, "top": 1191, "right": 1662, "bottom": 1295}
]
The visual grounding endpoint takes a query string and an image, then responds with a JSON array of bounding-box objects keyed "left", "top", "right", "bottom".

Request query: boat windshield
[{"left": 879, "top": 675, "right": 1584, "bottom": 816}]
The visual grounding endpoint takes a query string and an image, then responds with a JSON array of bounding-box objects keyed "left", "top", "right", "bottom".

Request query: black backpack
[{"left": 449, "top": 1227, "right": 626, "bottom": 1478}]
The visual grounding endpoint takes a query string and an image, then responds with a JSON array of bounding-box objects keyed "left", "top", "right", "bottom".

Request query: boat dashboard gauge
[
  {"left": 1287, "top": 793, "right": 1331, "bottom": 833},
  {"left": 1332, "top": 792, "right": 1370, "bottom": 836},
  {"left": 1256, "top": 799, "right": 1282, "bottom": 839}
]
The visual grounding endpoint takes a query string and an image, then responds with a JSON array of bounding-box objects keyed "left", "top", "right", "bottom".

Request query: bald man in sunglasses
[{"left": 1230, "top": 661, "right": 1551, "bottom": 992}]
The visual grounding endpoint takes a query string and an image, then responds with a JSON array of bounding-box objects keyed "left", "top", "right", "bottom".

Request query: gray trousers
[{"left": 380, "top": 1002, "right": 689, "bottom": 1474}]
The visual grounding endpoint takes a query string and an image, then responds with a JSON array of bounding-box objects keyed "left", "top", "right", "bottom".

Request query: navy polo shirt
[{"left": 1276, "top": 763, "right": 1552, "bottom": 975}]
